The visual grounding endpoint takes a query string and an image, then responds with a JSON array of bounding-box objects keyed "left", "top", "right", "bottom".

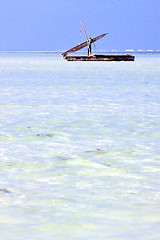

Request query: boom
[{"left": 61, "top": 33, "right": 108, "bottom": 57}]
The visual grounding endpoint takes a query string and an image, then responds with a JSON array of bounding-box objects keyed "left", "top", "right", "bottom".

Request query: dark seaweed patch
[
  {"left": 36, "top": 133, "right": 54, "bottom": 138},
  {"left": 84, "top": 149, "right": 108, "bottom": 154},
  {"left": 0, "top": 188, "right": 11, "bottom": 193},
  {"left": 58, "top": 156, "right": 71, "bottom": 161}
]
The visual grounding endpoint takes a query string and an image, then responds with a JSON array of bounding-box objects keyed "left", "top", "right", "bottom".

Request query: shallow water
[{"left": 0, "top": 52, "right": 160, "bottom": 240}]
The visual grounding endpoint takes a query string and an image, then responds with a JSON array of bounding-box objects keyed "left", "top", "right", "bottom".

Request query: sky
[{"left": 0, "top": 0, "right": 160, "bottom": 51}]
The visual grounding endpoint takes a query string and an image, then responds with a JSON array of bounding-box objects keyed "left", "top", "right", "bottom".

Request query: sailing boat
[{"left": 61, "top": 21, "right": 135, "bottom": 61}]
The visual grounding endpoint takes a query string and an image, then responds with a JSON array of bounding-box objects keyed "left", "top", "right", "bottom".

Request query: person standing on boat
[{"left": 88, "top": 37, "right": 93, "bottom": 56}]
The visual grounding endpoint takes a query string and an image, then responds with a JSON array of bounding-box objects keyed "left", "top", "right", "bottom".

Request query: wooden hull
[{"left": 63, "top": 54, "right": 135, "bottom": 61}]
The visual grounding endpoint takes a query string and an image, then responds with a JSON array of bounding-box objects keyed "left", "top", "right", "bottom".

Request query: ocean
[{"left": 0, "top": 52, "right": 160, "bottom": 240}]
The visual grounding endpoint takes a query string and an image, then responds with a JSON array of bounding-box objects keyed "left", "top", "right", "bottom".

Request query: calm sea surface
[{"left": 0, "top": 52, "right": 160, "bottom": 240}]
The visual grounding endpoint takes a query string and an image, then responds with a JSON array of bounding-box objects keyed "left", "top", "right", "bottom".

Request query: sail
[{"left": 61, "top": 33, "right": 108, "bottom": 57}]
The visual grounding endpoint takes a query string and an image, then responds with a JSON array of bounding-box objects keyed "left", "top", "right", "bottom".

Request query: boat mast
[{"left": 80, "top": 20, "right": 89, "bottom": 46}]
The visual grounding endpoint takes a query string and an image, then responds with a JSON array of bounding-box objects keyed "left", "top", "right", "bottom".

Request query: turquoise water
[{"left": 0, "top": 52, "right": 160, "bottom": 240}]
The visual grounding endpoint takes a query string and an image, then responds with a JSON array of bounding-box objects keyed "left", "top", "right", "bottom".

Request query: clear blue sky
[{"left": 0, "top": 0, "right": 160, "bottom": 51}]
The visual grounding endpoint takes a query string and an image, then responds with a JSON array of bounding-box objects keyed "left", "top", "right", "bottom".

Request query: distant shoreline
[{"left": 0, "top": 50, "right": 160, "bottom": 54}]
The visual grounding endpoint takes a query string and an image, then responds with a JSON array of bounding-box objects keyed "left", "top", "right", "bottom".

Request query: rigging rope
[{"left": 93, "top": 42, "right": 98, "bottom": 52}]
